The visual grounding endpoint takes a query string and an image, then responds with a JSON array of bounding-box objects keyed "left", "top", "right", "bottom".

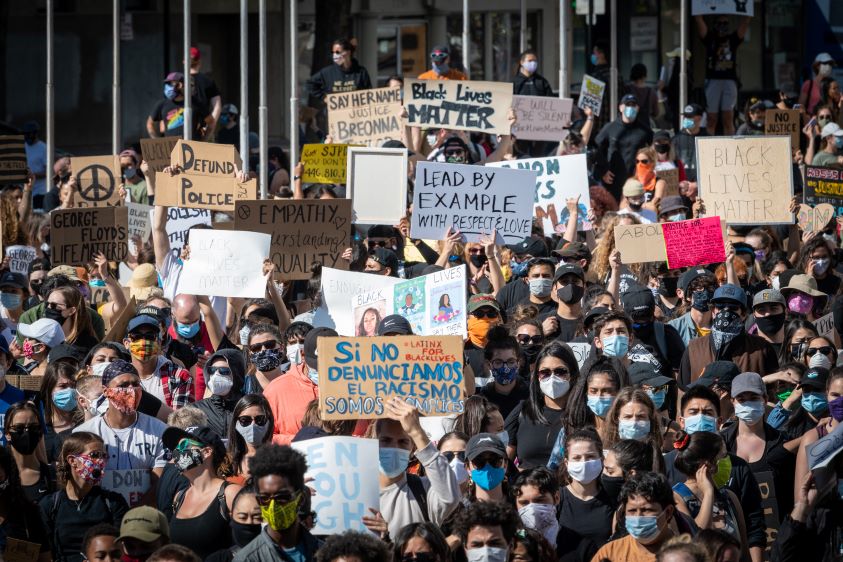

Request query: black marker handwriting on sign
[
  {"left": 181, "top": 143, "right": 235, "bottom": 175},
  {"left": 420, "top": 167, "right": 495, "bottom": 190}
]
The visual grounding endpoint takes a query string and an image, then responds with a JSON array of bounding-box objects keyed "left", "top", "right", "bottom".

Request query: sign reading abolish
[
  {"left": 318, "top": 335, "right": 465, "bottom": 420},
  {"left": 691, "top": 0, "right": 754, "bottom": 16},
  {"left": 403, "top": 79, "right": 514, "bottom": 135},
  {"left": 301, "top": 144, "right": 351, "bottom": 184},
  {"left": 578, "top": 75, "right": 606, "bottom": 116},
  {"left": 488, "top": 154, "right": 591, "bottom": 235},
  {"left": 179, "top": 229, "right": 271, "bottom": 298},
  {"left": 411, "top": 161, "right": 535, "bottom": 244},
  {"left": 51, "top": 207, "right": 129, "bottom": 265},
  {"left": 696, "top": 136, "right": 793, "bottom": 224},
  {"left": 72, "top": 155, "right": 123, "bottom": 207},
  {"left": 765, "top": 109, "right": 800, "bottom": 149},
  {"left": 234, "top": 199, "right": 351, "bottom": 280},
  {"left": 327, "top": 87, "right": 403, "bottom": 146},
  {"left": 662, "top": 217, "right": 725, "bottom": 269},
  {"left": 154, "top": 206, "right": 212, "bottom": 262},
  {"left": 140, "top": 137, "right": 179, "bottom": 173},
  {"left": 805, "top": 166, "right": 843, "bottom": 214},
  {"left": 511, "top": 96, "right": 573, "bottom": 141},
  {"left": 0, "top": 136, "right": 27, "bottom": 184}
]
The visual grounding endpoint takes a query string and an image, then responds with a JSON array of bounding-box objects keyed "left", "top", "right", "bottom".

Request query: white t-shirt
[
  {"left": 159, "top": 250, "right": 227, "bottom": 323},
  {"left": 138, "top": 356, "right": 174, "bottom": 402}
]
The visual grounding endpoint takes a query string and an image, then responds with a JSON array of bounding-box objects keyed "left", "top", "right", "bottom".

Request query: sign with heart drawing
[{"left": 797, "top": 203, "right": 836, "bottom": 233}]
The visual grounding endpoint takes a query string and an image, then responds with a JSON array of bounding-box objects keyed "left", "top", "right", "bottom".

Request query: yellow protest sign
[{"left": 301, "top": 144, "right": 352, "bottom": 184}]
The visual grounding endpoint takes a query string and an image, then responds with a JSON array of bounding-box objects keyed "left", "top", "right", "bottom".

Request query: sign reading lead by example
[{"left": 318, "top": 335, "right": 465, "bottom": 420}]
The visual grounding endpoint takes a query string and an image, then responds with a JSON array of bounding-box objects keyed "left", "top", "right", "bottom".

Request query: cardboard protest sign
[
  {"left": 805, "top": 166, "right": 843, "bottom": 215},
  {"left": 404, "top": 79, "right": 514, "bottom": 135},
  {"left": 234, "top": 199, "right": 352, "bottom": 280},
  {"left": 346, "top": 147, "right": 407, "bottom": 225},
  {"left": 815, "top": 311, "right": 835, "bottom": 339},
  {"left": 696, "top": 136, "right": 793, "bottom": 224},
  {"left": 352, "top": 265, "right": 467, "bottom": 338},
  {"left": 411, "top": 161, "right": 535, "bottom": 244},
  {"left": 291, "top": 437, "right": 379, "bottom": 535},
  {"left": 488, "top": 154, "right": 591, "bottom": 235},
  {"left": 765, "top": 109, "right": 800, "bottom": 149},
  {"left": 578, "top": 74, "right": 606, "bottom": 116},
  {"left": 614, "top": 222, "right": 668, "bottom": 263},
  {"left": 50, "top": 207, "right": 128, "bottom": 266},
  {"left": 301, "top": 144, "right": 351, "bottom": 184},
  {"left": 655, "top": 166, "right": 680, "bottom": 197},
  {"left": 154, "top": 171, "right": 258, "bottom": 212},
  {"left": 179, "top": 229, "right": 271, "bottom": 298},
  {"left": 5, "top": 245, "right": 35, "bottom": 276},
  {"left": 313, "top": 268, "right": 402, "bottom": 334},
  {"left": 169, "top": 139, "right": 241, "bottom": 177},
  {"left": 318, "top": 335, "right": 465, "bottom": 420},
  {"left": 511, "top": 96, "right": 573, "bottom": 141},
  {"left": 662, "top": 217, "right": 726, "bottom": 269},
  {"left": 327, "top": 87, "right": 403, "bottom": 146},
  {"left": 692, "top": 0, "right": 754, "bottom": 16},
  {"left": 0, "top": 136, "right": 27, "bottom": 184},
  {"left": 139, "top": 137, "right": 179, "bottom": 173},
  {"left": 72, "top": 155, "right": 122, "bottom": 207},
  {"left": 797, "top": 203, "right": 836, "bottom": 234},
  {"left": 4, "top": 537, "right": 42, "bottom": 562},
  {"left": 151, "top": 206, "right": 212, "bottom": 262}
]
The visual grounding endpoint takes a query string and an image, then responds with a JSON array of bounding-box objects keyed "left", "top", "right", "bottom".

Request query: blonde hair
[{"left": 591, "top": 214, "right": 643, "bottom": 282}]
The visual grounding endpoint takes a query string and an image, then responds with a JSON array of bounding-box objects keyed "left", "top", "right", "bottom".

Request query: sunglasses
[
  {"left": 238, "top": 415, "right": 268, "bottom": 427},
  {"left": 467, "top": 247, "right": 484, "bottom": 254},
  {"left": 402, "top": 554, "right": 437, "bottom": 562},
  {"left": 127, "top": 332, "right": 158, "bottom": 341},
  {"left": 472, "top": 310, "right": 499, "bottom": 319},
  {"left": 8, "top": 423, "right": 40, "bottom": 433},
  {"left": 45, "top": 301, "right": 66, "bottom": 310},
  {"left": 249, "top": 340, "right": 279, "bottom": 353},
  {"left": 643, "top": 384, "right": 670, "bottom": 394},
  {"left": 516, "top": 334, "right": 544, "bottom": 346},
  {"left": 368, "top": 240, "right": 387, "bottom": 249},
  {"left": 445, "top": 149, "right": 465, "bottom": 156},
  {"left": 442, "top": 451, "right": 466, "bottom": 463},
  {"left": 472, "top": 455, "right": 504, "bottom": 469},
  {"left": 636, "top": 159, "right": 651, "bottom": 164},
  {"left": 807, "top": 346, "right": 834, "bottom": 357},
  {"left": 207, "top": 366, "right": 232, "bottom": 378},
  {"left": 538, "top": 367, "right": 570, "bottom": 380},
  {"left": 255, "top": 491, "right": 297, "bottom": 507}
]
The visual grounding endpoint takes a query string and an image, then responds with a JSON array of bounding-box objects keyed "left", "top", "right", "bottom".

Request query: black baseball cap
[
  {"left": 621, "top": 286, "right": 655, "bottom": 320},
  {"left": 369, "top": 247, "right": 399, "bottom": 272},
  {"left": 553, "top": 241, "right": 592, "bottom": 262},
  {"left": 553, "top": 263, "right": 585, "bottom": 283},
  {"left": 162, "top": 425, "right": 224, "bottom": 452},
  {"left": 682, "top": 103, "right": 704, "bottom": 117},
  {"left": 628, "top": 361, "right": 673, "bottom": 388},
  {"left": 377, "top": 315, "right": 413, "bottom": 336},
  {"left": 0, "top": 271, "right": 25, "bottom": 290},
  {"left": 690, "top": 361, "right": 741, "bottom": 392},
  {"left": 466, "top": 433, "right": 506, "bottom": 461},
  {"left": 678, "top": 267, "right": 715, "bottom": 293},
  {"left": 621, "top": 94, "right": 639, "bottom": 105},
  {"left": 303, "top": 327, "right": 338, "bottom": 370},
  {"left": 583, "top": 306, "right": 610, "bottom": 331},
  {"left": 800, "top": 367, "right": 830, "bottom": 391},
  {"left": 506, "top": 236, "right": 549, "bottom": 258}
]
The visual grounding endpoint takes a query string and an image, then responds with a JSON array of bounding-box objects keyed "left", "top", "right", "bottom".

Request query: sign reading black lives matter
[
  {"left": 410, "top": 161, "right": 536, "bottom": 244},
  {"left": 50, "top": 207, "right": 129, "bottom": 266},
  {"left": 403, "top": 79, "right": 514, "bottom": 135},
  {"left": 696, "top": 136, "right": 793, "bottom": 225},
  {"left": 72, "top": 155, "right": 123, "bottom": 207}
]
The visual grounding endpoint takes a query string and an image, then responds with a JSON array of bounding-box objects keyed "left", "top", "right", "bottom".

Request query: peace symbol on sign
[{"left": 77, "top": 164, "right": 115, "bottom": 202}]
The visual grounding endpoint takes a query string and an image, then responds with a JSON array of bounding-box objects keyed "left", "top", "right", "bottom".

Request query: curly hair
[
  {"left": 592, "top": 213, "right": 641, "bottom": 282},
  {"left": 1, "top": 195, "right": 27, "bottom": 246},
  {"left": 454, "top": 501, "right": 521, "bottom": 545},
  {"left": 316, "top": 530, "right": 389, "bottom": 562},
  {"left": 392, "top": 523, "right": 450, "bottom": 562},
  {"left": 248, "top": 444, "right": 307, "bottom": 492}
]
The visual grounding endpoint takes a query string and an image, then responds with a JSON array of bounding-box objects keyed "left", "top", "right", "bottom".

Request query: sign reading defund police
[
  {"left": 403, "top": 79, "right": 514, "bottom": 135},
  {"left": 318, "top": 335, "right": 465, "bottom": 420}
]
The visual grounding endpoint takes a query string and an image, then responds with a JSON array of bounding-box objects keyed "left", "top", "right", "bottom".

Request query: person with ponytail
[
  {"left": 479, "top": 326, "right": 529, "bottom": 419},
  {"left": 38, "top": 431, "right": 128, "bottom": 562},
  {"left": 4, "top": 401, "right": 54, "bottom": 504}
]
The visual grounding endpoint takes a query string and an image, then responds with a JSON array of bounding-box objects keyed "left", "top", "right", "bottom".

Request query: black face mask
[
  {"left": 469, "top": 254, "right": 488, "bottom": 269},
  {"left": 44, "top": 307, "right": 65, "bottom": 324},
  {"left": 9, "top": 427, "right": 42, "bottom": 455},
  {"left": 521, "top": 344, "right": 542, "bottom": 365},
  {"left": 755, "top": 312, "right": 786, "bottom": 336},
  {"left": 557, "top": 284, "right": 585, "bottom": 305},
  {"left": 659, "top": 277, "right": 679, "bottom": 298},
  {"left": 601, "top": 474, "right": 625, "bottom": 499},
  {"left": 654, "top": 143, "right": 670, "bottom": 154},
  {"left": 231, "top": 521, "right": 262, "bottom": 547}
]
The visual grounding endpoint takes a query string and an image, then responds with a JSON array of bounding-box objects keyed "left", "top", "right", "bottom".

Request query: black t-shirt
[
  {"left": 150, "top": 98, "right": 209, "bottom": 138},
  {"left": 496, "top": 279, "right": 530, "bottom": 316},
  {"left": 479, "top": 378, "right": 530, "bottom": 420},
  {"left": 672, "top": 130, "right": 708, "bottom": 182},
  {"left": 705, "top": 32, "right": 742, "bottom": 80},
  {"left": 815, "top": 273, "right": 841, "bottom": 297},
  {"left": 548, "top": 315, "right": 580, "bottom": 343},
  {"left": 3, "top": 500, "right": 49, "bottom": 555},
  {"left": 632, "top": 322, "right": 685, "bottom": 372},
  {"left": 504, "top": 401, "right": 565, "bottom": 469},
  {"left": 558, "top": 486, "right": 615, "bottom": 546},
  {"left": 21, "top": 462, "right": 55, "bottom": 505},
  {"left": 190, "top": 72, "right": 220, "bottom": 114},
  {"left": 138, "top": 389, "right": 163, "bottom": 419},
  {"left": 156, "top": 463, "right": 190, "bottom": 520}
]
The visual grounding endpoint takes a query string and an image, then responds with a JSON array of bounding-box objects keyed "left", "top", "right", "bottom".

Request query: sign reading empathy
[
  {"left": 50, "top": 207, "right": 129, "bottom": 265},
  {"left": 411, "top": 161, "right": 535, "bottom": 244},
  {"left": 696, "top": 136, "right": 793, "bottom": 224},
  {"left": 403, "top": 79, "right": 513, "bottom": 135},
  {"left": 511, "top": 96, "right": 573, "bottom": 141},
  {"left": 318, "top": 335, "right": 465, "bottom": 420},
  {"left": 179, "top": 229, "right": 271, "bottom": 298},
  {"left": 327, "top": 87, "right": 403, "bottom": 146}
]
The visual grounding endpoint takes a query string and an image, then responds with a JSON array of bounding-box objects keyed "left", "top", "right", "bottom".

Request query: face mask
[
  {"left": 44, "top": 307, "right": 66, "bottom": 323},
  {"left": 618, "top": 419, "right": 651, "bottom": 441},
  {"left": 802, "top": 392, "right": 829, "bottom": 414},
  {"left": 754, "top": 249, "right": 767, "bottom": 263},
  {"left": 601, "top": 335, "right": 629, "bottom": 357},
  {"left": 449, "top": 456, "right": 469, "bottom": 485},
  {"left": 173, "top": 447, "right": 205, "bottom": 472},
  {"left": 236, "top": 420, "right": 269, "bottom": 446},
  {"left": 467, "top": 316, "right": 498, "bottom": 348},
  {"left": 590, "top": 53, "right": 599, "bottom": 65},
  {"left": 332, "top": 52, "right": 344, "bottom": 64},
  {"left": 122, "top": 166, "right": 137, "bottom": 181},
  {"left": 129, "top": 338, "right": 160, "bottom": 362},
  {"left": 470, "top": 254, "right": 488, "bottom": 269},
  {"left": 176, "top": 320, "right": 201, "bottom": 339},
  {"left": 666, "top": 212, "right": 686, "bottom": 222},
  {"left": 496, "top": 431, "right": 510, "bottom": 448},
  {"left": 813, "top": 258, "right": 831, "bottom": 275},
  {"left": 556, "top": 283, "right": 585, "bottom": 305},
  {"left": 829, "top": 395, "right": 843, "bottom": 422},
  {"left": 239, "top": 324, "right": 251, "bottom": 345},
  {"left": 691, "top": 289, "right": 713, "bottom": 312},
  {"left": 207, "top": 373, "right": 234, "bottom": 396},
  {"left": 684, "top": 413, "right": 717, "bottom": 434},
  {"left": 623, "top": 106, "right": 639, "bottom": 120},
  {"left": 734, "top": 400, "right": 765, "bottom": 425},
  {"left": 286, "top": 343, "right": 303, "bottom": 364},
  {"left": 752, "top": 120, "right": 764, "bottom": 128},
  {"left": 251, "top": 348, "right": 283, "bottom": 372},
  {"left": 755, "top": 313, "right": 785, "bottom": 335},
  {"left": 529, "top": 278, "right": 553, "bottom": 298},
  {"left": 711, "top": 310, "right": 743, "bottom": 352},
  {"left": 566, "top": 458, "right": 603, "bottom": 484},
  {"left": 625, "top": 514, "right": 662, "bottom": 542},
  {"left": 104, "top": 386, "right": 141, "bottom": 415},
  {"left": 713, "top": 456, "right": 732, "bottom": 488},
  {"left": 0, "top": 293, "right": 21, "bottom": 309},
  {"left": 378, "top": 447, "right": 410, "bottom": 478},
  {"left": 819, "top": 63, "right": 833, "bottom": 77},
  {"left": 646, "top": 389, "right": 666, "bottom": 410},
  {"left": 776, "top": 389, "right": 793, "bottom": 402},
  {"left": 471, "top": 464, "right": 506, "bottom": 491},
  {"left": 231, "top": 521, "right": 262, "bottom": 547},
  {"left": 73, "top": 453, "right": 106, "bottom": 485},
  {"left": 518, "top": 503, "right": 559, "bottom": 544},
  {"left": 90, "top": 362, "right": 110, "bottom": 380},
  {"left": 654, "top": 143, "right": 670, "bottom": 154},
  {"left": 809, "top": 353, "right": 833, "bottom": 369},
  {"left": 466, "top": 547, "right": 508, "bottom": 562},
  {"left": 587, "top": 395, "right": 614, "bottom": 417},
  {"left": 540, "top": 375, "right": 570, "bottom": 399},
  {"left": 659, "top": 277, "right": 679, "bottom": 298},
  {"left": 261, "top": 494, "right": 301, "bottom": 532},
  {"left": 819, "top": 116, "right": 832, "bottom": 127},
  {"left": 788, "top": 294, "right": 814, "bottom": 315},
  {"left": 522, "top": 60, "right": 538, "bottom": 74},
  {"left": 53, "top": 388, "right": 78, "bottom": 412},
  {"left": 601, "top": 475, "right": 625, "bottom": 500},
  {"left": 84, "top": 393, "right": 104, "bottom": 417},
  {"left": 8, "top": 426, "right": 42, "bottom": 455},
  {"left": 22, "top": 340, "right": 40, "bottom": 360},
  {"left": 492, "top": 364, "right": 518, "bottom": 385},
  {"left": 790, "top": 342, "right": 808, "bottom": 361},
  {"left": 522, "top": 344, "right": 542, "bottom": 365},
  {"left": 682, "top": 117, "right": 695, "bottom": 130},
  {"left": 432, "top": 61, "right": 450, "bottom": 75},
  {"left": 164, "top": 83, "right": 178, "bottom": 100},
  {"left": 836, "top": 138, "right": 843, "bottom": 151}
]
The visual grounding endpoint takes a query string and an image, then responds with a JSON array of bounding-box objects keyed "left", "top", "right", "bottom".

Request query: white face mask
[
  {"left": 518, "top": 502, "right": 559, "bottom": 544},
  {"left": 540, "top": 376, "right": 570, "bottom": 399},
  {"left": 566, "top": 458, "right": 603, "bottom": 484},
  {"left": 286, "top": 343, "right": 303, "bottom": 365},
  {"left": 449, "top": 456, "right": 469, "bottom": 485},
  {"left": 819, "top": 63, "right": 833, "bottom": 77},
  {"left": 207, "top": 374, "right": 234, "bottom": 396},
  {"left": 91, "top": 362, "right": 110, "bottom": 379},
  {"left": 466, "top": 546, "right": 508, "bottom": 562}
]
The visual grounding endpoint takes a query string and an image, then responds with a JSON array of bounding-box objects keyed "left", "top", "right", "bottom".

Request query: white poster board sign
[
  {"left": 5, "top": 245, "right": 36, "bottom": 276},
  {"left": 692, "top": 0, "right": 754, "bottom": 16},
  {"left": 346, "top": 147, "right": 408, "bottom": 225},
  {"left": 511, "top": 96, "right": 573, "bottom": 142},
  {"left": 313, "top": 267, "right": 401, "bottom": 335},
  {"left": 179, "top": 230, "right": 271, "bottom": 298},
  {"left": 151, "top": 206, "right": 213, "bottom": 262},
  {"left": 127, "top": 203, "right": 154, "bottom": 256}
]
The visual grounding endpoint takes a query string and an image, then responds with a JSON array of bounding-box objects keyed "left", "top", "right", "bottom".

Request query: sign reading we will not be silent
[
  {"left": 403, "top": 79, "right": 514, "bottom": 135},
  {"left": 318, "top": 335, "right": 465, "bottom": 420}
]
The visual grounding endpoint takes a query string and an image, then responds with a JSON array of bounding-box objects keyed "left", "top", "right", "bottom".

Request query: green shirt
[
  {"left": 813, "top": 150, "right": 839, "bottom": 168},
  {"left": 126, "top": 179, "right": 149, "bottom": 205}
]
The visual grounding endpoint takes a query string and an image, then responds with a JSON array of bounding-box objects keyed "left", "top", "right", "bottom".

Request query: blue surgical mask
[
  {"left": 378, "top": 447, "right": 410, "bottom": 478},
  {"left": 123, "top": 166, "right": 137, "bottom": 180},
  {"left": 523, "top": 60, "right": 538, "bottom": 74},
  {"left": 734, "top": 400, "right": 765, "bottom": 425},
  {"left": 666, "top": 212, "right": 686, "bottom": 222},
  {"left": 587, "top": 395, "right": 615, "bottom": 418},
  {"left": 164, "top": 83, "right": 178, "bottom": 100},
  {"left": 510, "top": 259, "right": 529, "bottom": 278},
  {"left": 683, "top": 413, "right": 717, "bottom": 434},
  {"left": 601, "top": 335, "right": 629, "bottom": 357},
  {"left": 682, "top": 117, "right": 695, "bottom": 130},
  {"left": 623, "top": 106, "right": 639, "bottom": 120},
  {"left": 625, "top": 514, "right": 662, "bottom": 541},
  {"left": 0, "top": 293, "right": 21, "bottom": 310},
  {"left": 176, "top": 320, "right": 200, "bottom": 339},
  {"left": 618, "top": 419, "right": 650, "bottom": 441},
  {"left": 307, "top": 367, "right": 319, "bottom": 386},
  {"left": 89, "top": 278, "right": 107, "bottom": 289},
  {"left": 802, "top": 392, "right": 829, "bottom": 414},
  {"left": 432, "top": 61, "right": 450, "bottom": 75},
  {"left": 590, "top": 53, "right": 599, "bottom": 66},
  {"left": 471, "top": 464, "right": 506, "bottom": 491},
  {"left": 646, "top": 389, "right": 667, "bottom": 410},
  {"left": 52, "top": 388, "right": 78, "bottom": 412}
]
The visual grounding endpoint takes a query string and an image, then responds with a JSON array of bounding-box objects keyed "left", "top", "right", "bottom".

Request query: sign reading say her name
[
  {"left": 179, "top": 229, "right": 271, "bottom": 298},
  {"left": 72, "top": 155, "right": 123, "bottom": 207},
  {"left": 291, "top": 437, "right": 379, "bottom": 535},
  {"left": 411, "top": 161, "right": 535, "bottom": 244},
  {"left": 318, "top": 335, "right": 465, "bottom": 420},
  {"left": 50, "top": 207, "right": 128, "bottom": 266},
  {"left": 327, "top": 87, "right": 403, "bottom": 146},
  {"left": 404, "top": 79, "right": 514, "bottom": 135},
  {"left": 696, "top": 136, "right": 793, "bottom": 224},
  {"left": 691, "top": 0, "right": 754, "bottom": 16},
  {"left": 234, "top": 199, "right": 352, "bottom": 280},
  {"left": 511, "top": 96, "right": 573, "bottom": 141}
]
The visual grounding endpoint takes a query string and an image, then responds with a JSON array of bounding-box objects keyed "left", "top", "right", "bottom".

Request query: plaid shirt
[{"left": 158, "top": 358, "right": 195, "bottom": 409}]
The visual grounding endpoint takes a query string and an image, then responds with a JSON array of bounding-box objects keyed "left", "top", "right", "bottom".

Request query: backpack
[
  {"left": 172, "top": 481, "right": 231, "bottom": 521},
  {"left": 406, "top": 474, "right": 430, "bottom": 523},
  {"left": 46, "top": 490, "right": 120, "bottom": 561}
]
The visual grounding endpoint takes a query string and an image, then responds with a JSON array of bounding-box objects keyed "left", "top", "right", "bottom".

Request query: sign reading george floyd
[
  {"left": 234, "top": 199, "right": 352, "bottom": 280},
  {"left": 154, "top": 171, "right": 258, "bottom": 212},
  {"left": 404, "top": 79, "right": 514, "bottom": 135},
  {"left": 50, "top": 207, "right": 129, "bottom": 266},
  {"left": 169, "top": 139, "right": 242, "bottom": 177},
  {"left": 318, "top": 335, "right": 465, "bottom": 420},
  {"left": 140, "top": 137, "right": 179, "bottom": 173},
  {"left": 511, "top": 96, "right": 573, "bottom": 141},
  {"left": 696, "top": 136, "right": 793, "bottom": 224},
  {"left": 301, "top": 144, "right": 351, "bottom": 184},
  {"left": 765, "top": 109, "right": 800, "bottom": 149},
  {"left": 410, "top": 161, "right": 535, "bottom": 244},
  {"left": 327, "top": 87, "right": 403, "bottom": 146},
  {"left": 72, "top": 155, "right": 123, "bottom": 207},
  {"left": 691, "top": 0, "right": 754, "bottom": 17}
]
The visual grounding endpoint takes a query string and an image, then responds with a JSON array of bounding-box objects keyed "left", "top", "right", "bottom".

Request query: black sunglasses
[
  {"left": 249, "top": 340, "right": 278, "bottom": 353},
  {"left": 472, "top": 310, "right": 499, "bottom": 320},
  {"left": 537, "top": 367, "right": 570, "bottom": 379},
  {"left": 442, "top": 451, "right": 466, "bottom": 463},
  {"left": 807, "top": 346, "right": 833, "bottom": 357},
  {"left": 237, "top": 415, "right": 268, "bottom": 427},
  {"left": 516, "top": 334, "right": 544, "bottom": 346}
]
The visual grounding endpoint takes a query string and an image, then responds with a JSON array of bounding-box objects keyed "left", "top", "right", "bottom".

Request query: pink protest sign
[{"left": 662, "top": 217, "right": 725, "bottom": 269}]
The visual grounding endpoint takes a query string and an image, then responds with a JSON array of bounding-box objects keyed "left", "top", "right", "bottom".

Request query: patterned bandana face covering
[
  {"left": 104, "top": 386, "right": 141, "bottom": 414},
  {"left": 73, "top": 454, "right": 106, "bottom": 485},
  {"left": 261, "top": 494, "right": 301, "bottom": 531},
  {"left": 129, "top": 339, "right": 160, "bottom": 361}
]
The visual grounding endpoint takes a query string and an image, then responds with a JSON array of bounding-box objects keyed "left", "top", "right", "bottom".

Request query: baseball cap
[
  {"left": 303, "top": 327, "right": 338, "bottom": 370},
  {"left": 0, "top": 271, "right": 25, "bottom": 290},
  {"left": 690, "top": 361, "right": 740, "bottom": 391},
  {"left": 815, "top": 52, "right": 835, "bottom": 64},
  {"left": 118, "top": 506, "right": 170, "bottom": 544},
  {"left": 466, "top": 433, "right": 506, "bottom": 461},
  {"left": 622, "top": 178, "right": 645, "bottom": 197},
  {"left": 749, "top": 100, "right": 767, "bottom": 112},
  {"left": 583, "top": 306, "right": 610, "bottom": 331},
  {"left": 119, "top": 149, "right": 139, "bottom": 164},
  {"left": 553, "top": 263, "right": 585, "bottom": 283},
  {"left": 164, "top": 71, "right": 184, "bottom": 83},
  {"left": 621, "top": 286, "right": 656, "bottom": 320},
  {"left": 711, "top": 283, "right": 747, "bottom": 309},
  {"left": 821, "top": 123, "right": 843, "bottom": 138},
  {"left": 621, "top": 94, "right": 639, "bottom": 105},
  {"left": 800, "top": 366, "right": 829, "bottom": 391},
  {"left": 678, "top": 267, "right": 714, "bottom": 293},
  {"left": 681, "top": 103, "right": 704, "bottom": 117},
  {"left": 431, "top": 45, "right": 450, "bottom": 58},
  {"left": 467, "top": 294, "right": 501, "bottom": 314},
  {"left": 377, "top": 314, "right": 413, "bottom": 336},
  {"left": 553, "top": 241, "right": 591, "bottom": 262},
  {"left": 505, "top": 237, "right": 549, "bottom": 258},
  {"left": 189, "top": 46, "right": 200, "bottom": 60},
  {"left": 627, "top": 361, "right": 673, "bottom": 388},
  {"left": 730, "top": 372, "right": 765, "bottom": 398},
  {"left": 48, "top": 265, "right": 81, "bottom": 282},
  {"left": 48, "top": 343, "right": 88, "bottom": 365},
  {"left": 18, "top": 318, "right": 65, "bottom": 348},
  {"left": 162, "top": 425, "right": 223, "bottom": 452},
  {"left": 752, "top": 289, "right": 786, "bottom": 309},
  {"left": 369, "top": 247, "right": 399, "bottom": 273},
  {"left": 222, "top": 103, "right": 239, "bottom": 116},
  {"left": 126, "top": 314, "right": 160, "bottom": 335},
  {"left": 653, "top": 130, "right": 671, "bottom": 143}
]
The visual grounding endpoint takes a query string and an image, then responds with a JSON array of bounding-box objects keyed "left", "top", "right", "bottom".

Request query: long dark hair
[
  {"left": 523, "top": 341, "right": 580, "bottom": 425},
  {"left": 227, "top": 394, "right": 275, "bottom": 476},
  {"left": 40, "top": 361, "right": 83, "bottom": 427},
  {"left": 566, "top": 356, "right": 626, "bottom": 431},
  {"left": 392, "top": 523, "right": 450, "bottom": 562},
  {"left": 779, "top": 319, "right": 817, "bottom": 366},
  {"left": 453, "top": 395, "right": 501, "bottom": 438}
]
